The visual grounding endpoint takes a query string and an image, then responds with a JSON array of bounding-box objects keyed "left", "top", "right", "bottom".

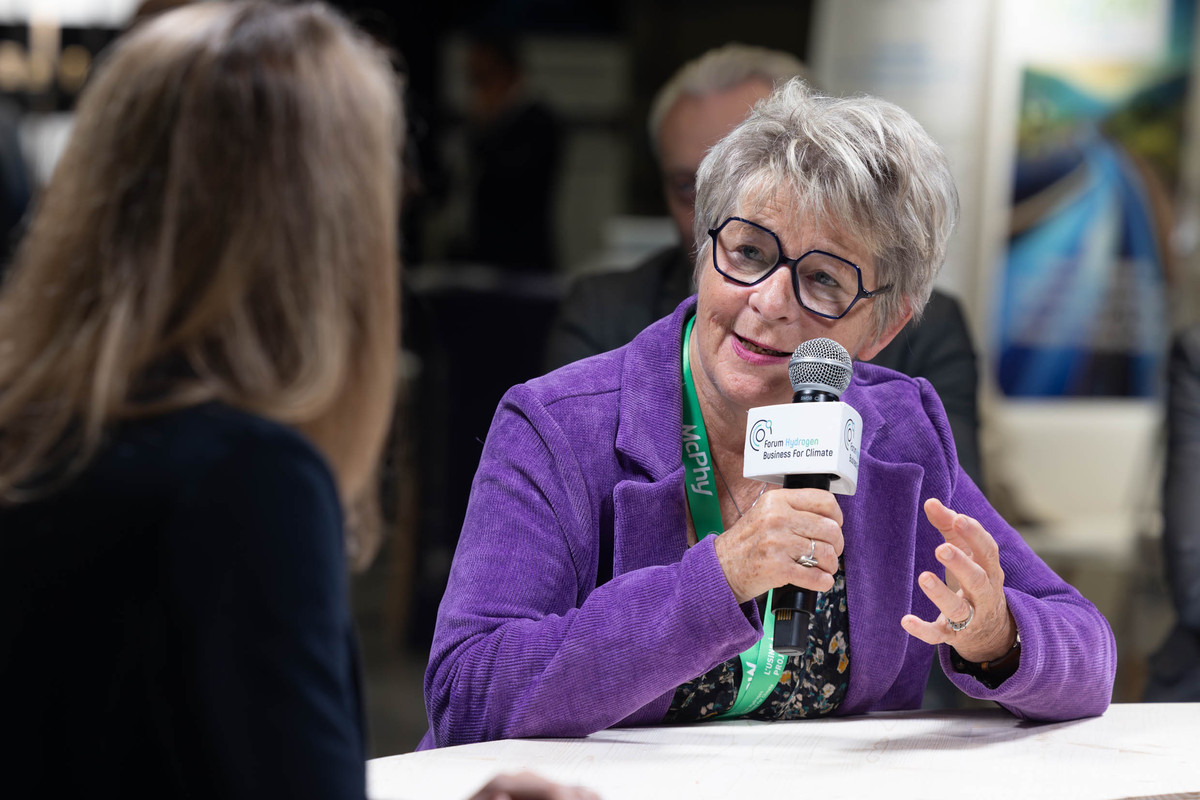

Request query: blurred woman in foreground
[
  {"left": 0, "top": 4, "right": 593, "bottom": 799},
  {"left": 0, "top": 2, "right": 398, "bottom": 795}
]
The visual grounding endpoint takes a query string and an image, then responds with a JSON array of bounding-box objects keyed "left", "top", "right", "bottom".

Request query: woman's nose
[{"left": 749, "top": 264, "right": 799, "bottom": 321}]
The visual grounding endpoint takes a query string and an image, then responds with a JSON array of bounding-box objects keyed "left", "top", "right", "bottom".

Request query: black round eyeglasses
[{"left": 708, "top": 216, "right": 891, "bottom": 320}]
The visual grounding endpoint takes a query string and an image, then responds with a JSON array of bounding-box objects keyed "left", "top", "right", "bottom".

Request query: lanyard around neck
[{"left": 680, "top": 314, "right": 787, "bottom": 718}]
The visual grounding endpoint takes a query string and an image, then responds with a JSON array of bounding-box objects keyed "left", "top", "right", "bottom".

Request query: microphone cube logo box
[{"left": 743, "top": 402, "right": 862, "bottom": 495}]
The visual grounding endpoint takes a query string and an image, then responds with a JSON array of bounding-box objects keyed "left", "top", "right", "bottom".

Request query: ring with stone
[{"left": 947, "top": 603, "right": 975, "bottom": 632}]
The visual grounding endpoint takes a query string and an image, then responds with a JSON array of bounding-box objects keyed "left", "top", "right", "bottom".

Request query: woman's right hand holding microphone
[{"left": 713, "top": 487, "right": 844, "bottom": 604}]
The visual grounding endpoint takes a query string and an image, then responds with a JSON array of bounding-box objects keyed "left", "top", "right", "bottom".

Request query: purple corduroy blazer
[{"left": 421, "top": 299, "right": 1115, "bottom": 749}]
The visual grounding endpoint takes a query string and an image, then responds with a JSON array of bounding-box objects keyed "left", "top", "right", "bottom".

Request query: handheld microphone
[
  {"left": 773, "top": 339, "right": 854, "bottom": 654},
  {"left": 741, "top": 338, "right": 859, "bottom": 656}
]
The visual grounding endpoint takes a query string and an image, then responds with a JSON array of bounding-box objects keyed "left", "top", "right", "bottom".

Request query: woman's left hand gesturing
[{"left": 900, "top": 497, "right": 1017, "bottom": 663}]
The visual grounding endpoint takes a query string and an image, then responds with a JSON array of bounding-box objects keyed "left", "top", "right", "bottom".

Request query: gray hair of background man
[
  {"left": 646, "top": 43, "right": 810, "bottom": 155},
  {"left": 693, "top": 78, "right": 959, "bottom": 337}
]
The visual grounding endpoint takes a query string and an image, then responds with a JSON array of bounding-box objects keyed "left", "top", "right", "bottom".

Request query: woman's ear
[{"left": 857, "top": 305, "right": 913, "bottom": 362}]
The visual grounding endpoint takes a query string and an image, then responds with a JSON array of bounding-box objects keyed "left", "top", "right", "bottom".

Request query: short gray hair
[
  {"left": 693, "top": 78, "right": 958, "bottom": 334},
  {"left": 647, "top": 43, "right": 809, "bottom": 155}
]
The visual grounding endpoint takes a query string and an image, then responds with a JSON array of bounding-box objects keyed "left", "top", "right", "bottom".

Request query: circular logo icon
[
  {"left": 844, "top": 418, "right": 856, "bottom": 449},
  {"left": 749, "top": 419, "right": 771, "bottom": 451}
]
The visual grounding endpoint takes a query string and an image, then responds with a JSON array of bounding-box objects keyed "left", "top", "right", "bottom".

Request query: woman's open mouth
[{"left": 735, "top": 333, "right": 789, "bottom": 358}]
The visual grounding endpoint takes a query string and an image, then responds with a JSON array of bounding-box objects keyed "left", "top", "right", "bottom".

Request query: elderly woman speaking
[{"left": 422, "top": 80, "right": 1114, "bottom": 748}]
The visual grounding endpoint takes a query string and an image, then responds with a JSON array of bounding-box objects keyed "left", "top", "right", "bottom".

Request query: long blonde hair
[{"left": 0, "top": 1, "right": 402, "bottom": 561}]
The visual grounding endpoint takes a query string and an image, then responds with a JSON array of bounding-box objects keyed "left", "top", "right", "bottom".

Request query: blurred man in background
[{"left": 459, "top": 33, "right": 561, "bottom": 273}]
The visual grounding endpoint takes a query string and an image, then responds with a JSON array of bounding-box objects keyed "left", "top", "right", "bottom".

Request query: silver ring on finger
[
  {"left": 947, "top": 602, "right": 974, "bottom": 632},
  {"left": 797, "top": 538, "right": 819, "bottom": 568}
]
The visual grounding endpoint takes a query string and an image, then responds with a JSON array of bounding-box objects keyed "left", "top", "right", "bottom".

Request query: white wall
[
  {"left": 0, "top": 0, "right": 137, "bottom": 26},
  {"left": 809, "top": 0, "right": 992, "bottom": 308}
]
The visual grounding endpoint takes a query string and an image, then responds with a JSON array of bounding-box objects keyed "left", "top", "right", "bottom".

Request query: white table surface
[{"left": 368, "top": 704, "right": 1200, "bottom": 800}]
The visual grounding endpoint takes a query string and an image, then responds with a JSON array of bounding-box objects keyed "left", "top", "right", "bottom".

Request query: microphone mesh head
[{"left": 789, "top": 338, "right": 853, "bottom": 397}]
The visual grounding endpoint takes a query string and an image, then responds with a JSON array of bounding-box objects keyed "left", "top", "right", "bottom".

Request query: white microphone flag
[{"left": 743, "top": 401, "right": 862, "bottom": 495}]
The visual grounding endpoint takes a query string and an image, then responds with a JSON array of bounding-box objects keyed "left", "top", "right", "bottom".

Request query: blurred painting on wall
[{"left": 996, "top": 0, "right": 1196, "bottom": 397}]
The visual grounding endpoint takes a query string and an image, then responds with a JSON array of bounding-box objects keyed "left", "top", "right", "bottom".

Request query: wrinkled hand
[
  {"left": 900, "top": 498, "right": 1017, "bottom": 663},
  {"left": 713, "top": 488, "right": 844, "bottom": 604},
  {"left": 467, "top": 771, "right": 600, "bottom": 800}
]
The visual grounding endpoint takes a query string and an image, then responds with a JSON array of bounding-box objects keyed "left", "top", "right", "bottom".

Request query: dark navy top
[{"left": 0, "top": 404, "right": 366, "bottom": 798}]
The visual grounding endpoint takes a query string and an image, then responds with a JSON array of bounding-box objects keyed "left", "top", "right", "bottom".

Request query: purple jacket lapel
[
  {"left": 610, "top": 300, "right": 694, "bottom": 577},
  {"left": 839, "top": 451, "right": 926, "bottom": 713}
]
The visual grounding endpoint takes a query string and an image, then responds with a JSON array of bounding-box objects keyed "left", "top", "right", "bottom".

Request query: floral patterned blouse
[{"left": 666, "top": 561, "right": 850, "bottom": 721}]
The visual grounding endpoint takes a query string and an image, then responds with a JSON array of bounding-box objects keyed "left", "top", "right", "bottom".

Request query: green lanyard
[{"left": 680, "top": 315, "right": 788, "bottom": 718}]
